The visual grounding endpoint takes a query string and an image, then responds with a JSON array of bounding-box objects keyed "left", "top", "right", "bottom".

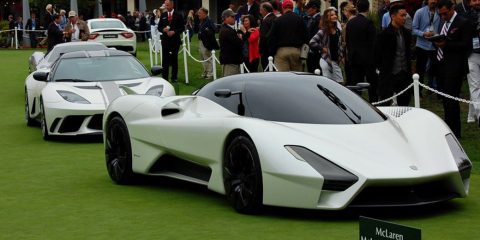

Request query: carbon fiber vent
[{"left": 379, "top": 107, "right": 413, "bottom": 118}]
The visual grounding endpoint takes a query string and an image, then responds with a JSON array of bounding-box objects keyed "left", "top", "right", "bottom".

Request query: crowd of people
[{"left": 204, "top": 0, "right": 479, "bottom": 139}]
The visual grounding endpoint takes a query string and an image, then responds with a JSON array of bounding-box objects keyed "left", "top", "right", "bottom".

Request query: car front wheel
[
  {"left": 39, "top": 99, "right": 51, "bottom": 140},
  {"left": 223, "top": 135, "right": 263, "bottom": 214},
  {"left": 25, "top": 89, "right": 36, "bottom": 127},
  {"left": 105, "top": 116, "right": 135, "bottom": 184}
]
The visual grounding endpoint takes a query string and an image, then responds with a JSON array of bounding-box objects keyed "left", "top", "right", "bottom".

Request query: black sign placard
[{"left": 359, "top": 216, "right": 421, "bottom": 240}]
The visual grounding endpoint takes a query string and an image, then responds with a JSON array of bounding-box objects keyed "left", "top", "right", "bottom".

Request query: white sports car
[
  {"left": 87, "top": 18, "right": 137, "bottom": 56},
  {"left": 25, "top": 49, "right": 175, "bottom": 140},
  {"left": 103, "top": 72, "right": 471, "bottom": 214},
  {"left": 28, "top": 41, "right": 108, "bottom": 73}
]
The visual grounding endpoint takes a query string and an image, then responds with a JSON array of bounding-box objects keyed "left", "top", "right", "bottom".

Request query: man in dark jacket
[
  {"left": 219, "top": 9, "right": 243, "bottom": 77},
  {"left": 198, "top": 7, "right": 219, "bottom": 79},
  {"left": 268, "top": 0, "right": 308, "bottom": 71},
  {"left": 47, "top": 14, "right": 64, "bottom": 53},
  {"left": 259, "top": 2, "right": 276, "bottom": 69},
  {"left": 238, "top": 0, "right": 261, "bottom": 22},
  {"left": 5, "top": 15, "right": 14, "bottom": 48},
  {"left": 375, "top": 4, "right": 412, "bottom": 106},
  {"left": 305, "top": 0, "right": 322, "bottom": 73},
  {"left": 434, "top": 0, "right": 473, "bottom": 137},
  {"left": 26, "top": 13, "right": 39, "bottom": 48},
  {"left": 158, "top": 0, "right": 185, "bottom": 82},
  {"left": 346, "top": 0, "right": 378, "bottom": 102}
]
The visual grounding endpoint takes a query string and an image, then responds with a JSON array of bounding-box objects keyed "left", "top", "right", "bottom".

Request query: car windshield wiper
[
  {"left": 317, "top": 84, "right": 361, "bottom": 124},
  {"left": 55, "top": 79, "right": 91, "bottom": 82}
]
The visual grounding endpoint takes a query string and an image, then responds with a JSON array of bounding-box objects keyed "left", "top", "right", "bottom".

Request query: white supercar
[
  {"left": 103, "top": 72, "right": 471, "bottom": 214},
  {"left": 25, "top": 49, "right": 175, "bottom": 140}
]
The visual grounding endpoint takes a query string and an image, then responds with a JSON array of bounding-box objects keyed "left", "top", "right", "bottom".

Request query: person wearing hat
[
  {"left": 158, "top": 0, "right": 185, "bottom": 82},
  {"left": 219, "top": 9, "right": 244, "bottom": 77},
  {"left": 267, "top": 0, "right": 308, "bottom": 71},
  {"left": 64, "top": 11, "right": 89, "bottom": 42}
]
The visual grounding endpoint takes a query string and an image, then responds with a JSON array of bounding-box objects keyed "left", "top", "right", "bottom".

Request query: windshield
[
  {"left": 196, "top": 73, "right": 386, "bottom": 124},
  {"left": 52, "top": 56, "right": 150, "bottom": 82},
  {"left": 90, "top": 20, "right": 125, "bottom": 29},
  {"left": 43, "top": 44, "right": 107, "bottom": 66}
]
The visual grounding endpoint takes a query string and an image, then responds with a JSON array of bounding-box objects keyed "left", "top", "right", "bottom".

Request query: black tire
[
  {"left": 105, "top": 116, "right": 135, "bottom": 184},
  {"left": 25, "top": 89, "right": 36, "bottom": 127},
  {"left": 223, "top": 135, "right": 263, "bottom": 214},
  {"left": 39, "top": 99, "right": 51, "bottom": 140}
]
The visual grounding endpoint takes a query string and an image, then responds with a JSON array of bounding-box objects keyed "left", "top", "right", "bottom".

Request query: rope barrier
[
  {"left": 418, "top": 81, "right": 480, "bottom": 104},
  {"left": 184, "top": 48, "right": 213, "bottom": 63},
  {"left": 371, "top": 83, "right": 414, "bottom": 106}
]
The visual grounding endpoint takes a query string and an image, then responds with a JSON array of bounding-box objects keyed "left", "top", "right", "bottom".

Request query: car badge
[{"left": 409, "top": 165, "right": 418, "bottom": 170}]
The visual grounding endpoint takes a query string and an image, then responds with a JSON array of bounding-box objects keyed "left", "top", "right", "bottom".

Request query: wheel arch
[{"left": 223, "top": 129, "right": 253, "bottom": 156}]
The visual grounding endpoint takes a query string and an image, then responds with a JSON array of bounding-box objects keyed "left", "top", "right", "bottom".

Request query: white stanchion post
[
  {"left": 14, "top": 27, "right": 18, "bottom": 49},
  {"left": 240, "top": 63, "right": 245, "bottom": 74},
  {"left": 148, "top": 38, "right": 153, "bottom": 68},
  {"left": 186, "top": 29, "right": 191, "bottom": 53},
  {"left": 183, "top": 43, "right": 189, "bottom": 84},
  {"left": 154, "top": 38, "right": 158, "bottom": 65},
  {"left": 268, "top": 56, "right": 274, "bottom": 72},
  {"left": 212, "top": 50, "right": 217, "bottom": 80},
  {"left": 413, "top": 73, "right": 420, "bottom": 108},
  {"left": 159, "top": 39, "right": 163, "bottom": 65}
]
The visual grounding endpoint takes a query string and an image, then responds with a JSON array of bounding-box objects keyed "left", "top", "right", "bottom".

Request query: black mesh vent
[
  {"left": 58, "top": 115, "right": 87, "bottom": 133},
  {"left": 87, "top": 114, "right": 103, "bottom": 130},
  {"left": 349, "top": 179, "right": 460, "bottom": 207}
]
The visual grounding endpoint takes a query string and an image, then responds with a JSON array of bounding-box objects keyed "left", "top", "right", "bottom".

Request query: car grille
[
  {"left": 58, "top": 115, "right": 87, "bottom": 133},
  {"left": 56, "top": 114, "right": 104, "bottom": 133},
  {"left": 349, "top": 178, "right": 460, "bottom": 207},
  {"left": 87, "top": 114, "right": 103, "bottom": 130}
]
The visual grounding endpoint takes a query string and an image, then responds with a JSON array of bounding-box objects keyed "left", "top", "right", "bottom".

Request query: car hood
[
  {"left": 261, "top": 109, "right": 457, "bottom": 179},
  {"left": 44, "top": 77, "right": 173, "bottom": 105}
]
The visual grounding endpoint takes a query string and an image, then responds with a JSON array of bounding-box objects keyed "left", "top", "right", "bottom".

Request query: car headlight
[
  {"left": 56, "top": 90, "right": 90, "bottom": 104},
  {"left": 145, "top": 85, "right": 164, "bottom": 96},
  {"left": 445, "top": 133, "right": 472, "bottom": 180},
  {"left": 285, "top": 145, "right": 358, "bottom": 191}
]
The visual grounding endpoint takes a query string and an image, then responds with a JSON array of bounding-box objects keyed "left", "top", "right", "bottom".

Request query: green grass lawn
[{"left": 0, "top": 40, "right": 479, "bottom": 239}]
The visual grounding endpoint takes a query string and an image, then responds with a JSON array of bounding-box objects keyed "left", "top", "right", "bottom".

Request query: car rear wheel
[
  {"left": 223, "top": 135, "right": 263, "bottom": 214},
  {"left": 25, "top": 89, "right": 36, "bottom": 127},
  {"left": 105, "top": 116, "right": 135, "bottom": 184},
  {"left": 39, "top": 99, "right": 51, "bottom": 140}
]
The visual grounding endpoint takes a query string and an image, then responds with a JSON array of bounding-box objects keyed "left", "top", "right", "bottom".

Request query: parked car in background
[
  {"left": 25, "top": 49, "right": 174, "bottom": 140},
  {"left": 87, "top": 18, "right": 137, "bottom": 56},
  {"left": 28, "top": 42, "right": 108, "bottom": 73}
]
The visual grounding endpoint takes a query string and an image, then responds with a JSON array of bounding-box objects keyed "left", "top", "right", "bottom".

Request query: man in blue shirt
[{"left": 412, "top": 0, "right": 441, "bottom": 89}]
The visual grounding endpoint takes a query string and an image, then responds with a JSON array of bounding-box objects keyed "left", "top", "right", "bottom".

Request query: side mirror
[
  {"left": 214, "top": 89, "right": 232, "bottom": 98},
  {"left": 33, "top": 71, "right": 49, "bottom": 82},
  {"left": 151, "top": 65, "right": 163, "bottom": 76}
]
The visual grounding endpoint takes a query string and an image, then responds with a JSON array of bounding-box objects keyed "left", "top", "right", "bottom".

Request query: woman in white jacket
[{"left": 309, "top": 8, "right": 344, "bottom": 83}]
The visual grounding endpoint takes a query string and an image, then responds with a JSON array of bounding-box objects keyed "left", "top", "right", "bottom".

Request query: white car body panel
[{"left": 104, "top": 93, "right": 469, "bottom": 210}]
